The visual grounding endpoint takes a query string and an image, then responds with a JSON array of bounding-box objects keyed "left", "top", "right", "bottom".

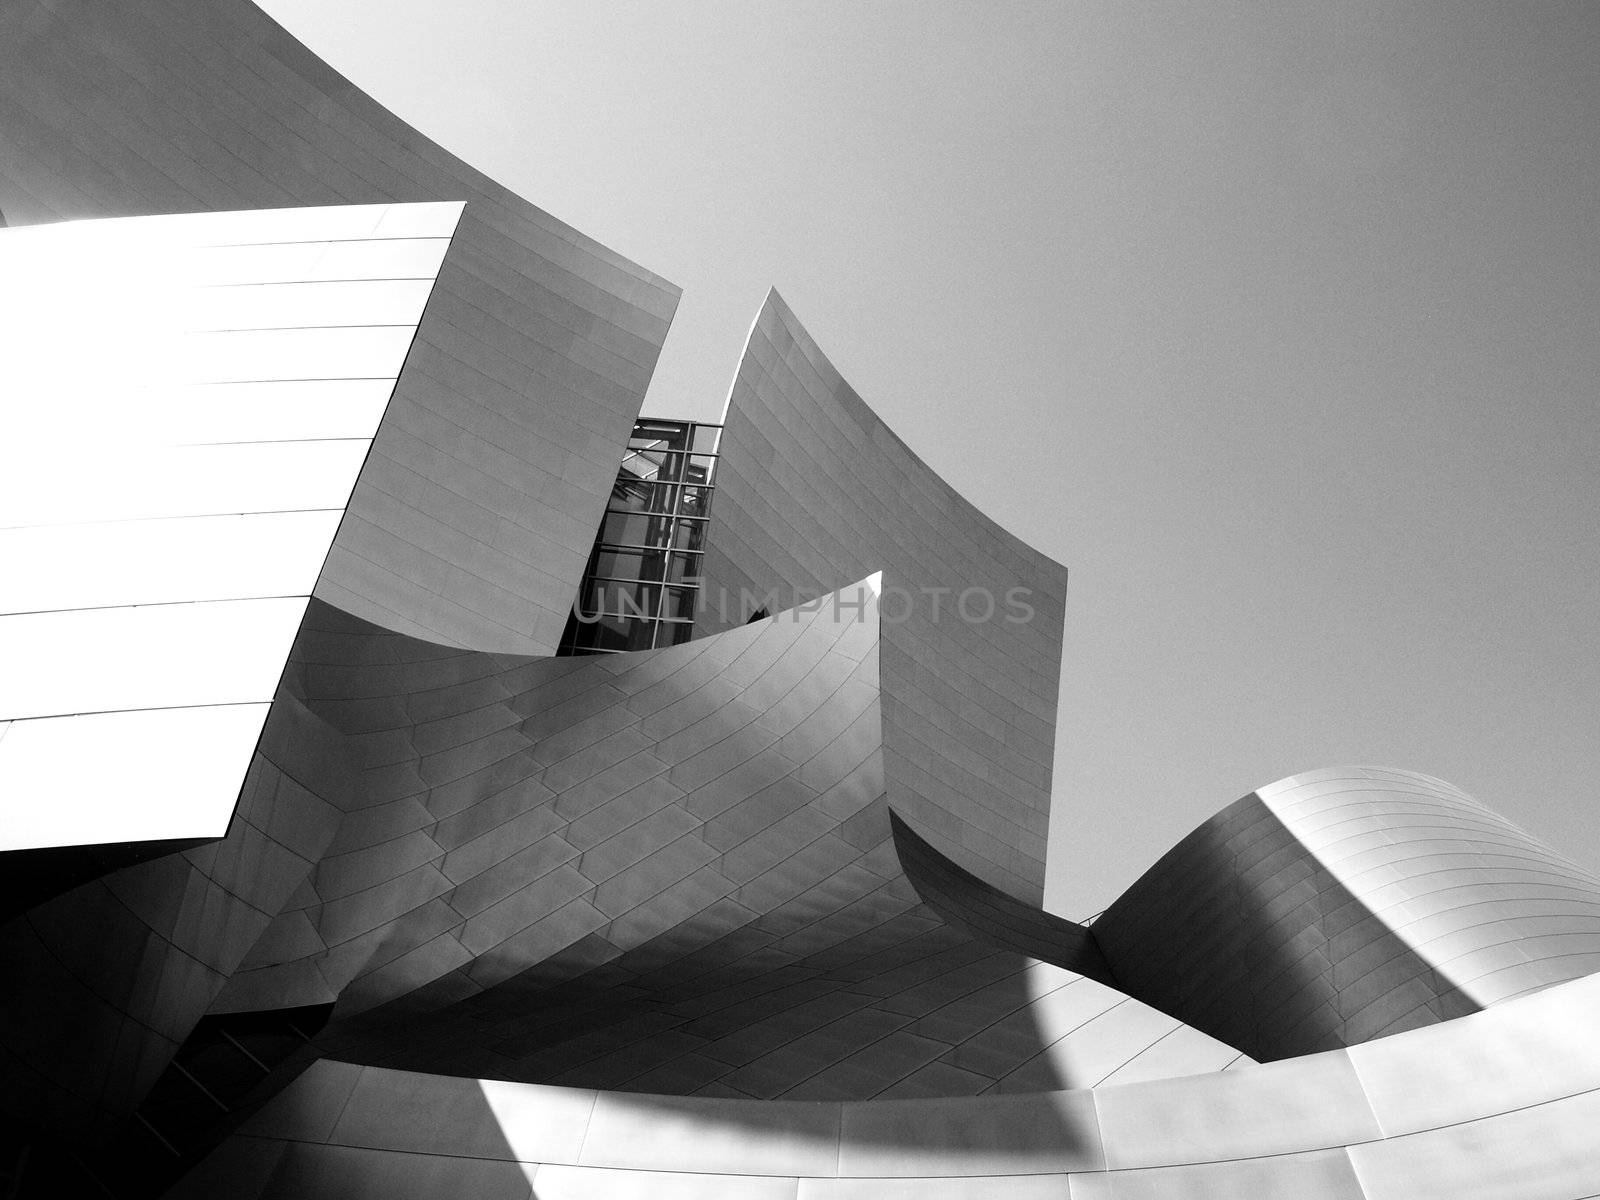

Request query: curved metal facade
[
  {"left": 697, "top": 291, "right": 1068, "bottom": 904},
  {"left": 207, "top": 585, "right": 1235, "bottom": 1102},
  {"left": 0, "top": 686, "right": 357, "bottom": 1141},
  {"left": 5, "top": 4, "right": 1600, "bottom": 1199},
  {"left": 0, "top": 200, "right": 449, "bottom": 1142},
  {"left": 176, "top": 960, "right": 1600, "bottom": 1200},
  {"left": 1093, "top": 767, "right": 1600, "bottom": 1060},
  {"left": 0, "top": 0, "right": 678, "bottom": 654},
  {"left": 0, "top": 202, "right": 455, "bottom": 857}
]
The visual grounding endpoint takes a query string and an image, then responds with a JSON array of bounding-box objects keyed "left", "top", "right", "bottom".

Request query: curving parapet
[
  {"left": 1092, "top": 767, "right": 1600, "bottom": 1061},
  {"left": 890, "top": 810, "right": 1111, "bottom": 984},
  {"left": 172, "top": 958, "right": 1600, "bottom": 1200},
  {"left": 697, "top": 290, "right": 1067, "bottom": 905},
  {"left": 0, "top": 0, "right": 679, "bottom": 654}
]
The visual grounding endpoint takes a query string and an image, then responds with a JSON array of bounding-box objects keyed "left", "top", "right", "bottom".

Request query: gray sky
[{"left": 260, "top": 0, "right": 1600, "bottom": 918}]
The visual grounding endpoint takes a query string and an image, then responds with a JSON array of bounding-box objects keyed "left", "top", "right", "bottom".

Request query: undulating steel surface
[
  {"left": 891, "top": 812, "right": 1114, "bottom": 987},
  {"left": 0, "top": 0, "right": 679, "bottom": 654},
  {"left": 0, "top": 202, "right": 457, "bottom": 856},
  {"left": 205, "top": 586, "right": 1236, "bottom": 1102},
  {"left": 697, "top": 290, "right": 1068, "bottom": 905},
  {"left": 1093, "top": 766, "right": 1600, "bottom": 1061},
  {"left": 0, "top": 200, "right": 451, "bottom": 1143},
  {"left": 170, "top": 959, "right": 1600, "bottom": 1200},
  {"left": 7, "top": 5, "right": 1600, "bottom": 1198},
  {"left": 0, "top": 689, "right": 357, "bottom": 1142}
]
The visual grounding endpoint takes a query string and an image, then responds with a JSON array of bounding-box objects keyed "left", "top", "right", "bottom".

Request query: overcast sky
[{"left": 260, "top": 0, "right": 1600, "bottom": 918}]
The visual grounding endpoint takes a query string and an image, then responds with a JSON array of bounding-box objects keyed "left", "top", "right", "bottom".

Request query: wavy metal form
[
  {"left": 158, "top": 771, "right": 1600, "bottom": 1199},
  {"left": 0, "top": 200, "right": 450, "bottom": 1142},
  {"left": 7, "top": 4, "right": 1600, "bottom": 1196},
  {"left": 0, "top": 689, "right": 356, "bottom": 1142},
  {"left": 697, "top": 290, "right": 1068, "bottom": 905},
  {"left": 891, "top": 811, "right": 1113, "bottom": 985},
  {"left": 206, "top": 586, "right": 1233, "bottom": 1102},
  {"left": 0, "top": 0, "right": 678, "bottom": 654},
  {"left": 174, "top": 950, "right": 1600, "bottom": 1200},
  {"left": 0, "top": 0, "right": 1213, "bottom": 1152},
  {"left": 1093, "top": 767, "right": 1600, "bottom": 1061}
]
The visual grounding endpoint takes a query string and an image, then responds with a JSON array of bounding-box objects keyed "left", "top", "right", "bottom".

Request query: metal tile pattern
[
  {"left": 0, "top": 8, "right": 1222, "bottom": 1153},
  {"left": 0, "top": 0, "right": 679, "bottom": 654},
  {"left": 0, "top": 199, "right": 448, "bottom": 1144},
  {"left": 172, "top": 956, "right": 1600, "bottom": 1199},
  {"left": 223, "top": 582, "right": 887, "bottom": 1028},
  {"left": 0, "top": 689, "right": 358, "bottom": 1143},
  {"left": 696, "top": 290, "right": 1068, "bottom": 903},
  {"left": 203, "top": 586, "right": 1231, "bottom": 1101},
  {"left": 17, "top": 8, "right": 1600, "bottom": 1196},
  {"left": 1092, "top": 767, "right": 1600, "bottom": 1061}
]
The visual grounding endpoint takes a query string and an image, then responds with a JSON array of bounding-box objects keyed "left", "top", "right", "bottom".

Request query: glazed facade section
[
  {"left": 698, "top": 291, "right": 1067, "bottom": 904},
  {"left": 0, "top": 0, "right": 678, "bottom": 654},
  {"left": 559, "top": 418, "right": 725, "bottom": 655}
]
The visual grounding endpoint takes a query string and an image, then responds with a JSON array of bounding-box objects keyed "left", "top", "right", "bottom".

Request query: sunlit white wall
[{"left": 0, "top": 201, "right": 461, "bottom": 851}]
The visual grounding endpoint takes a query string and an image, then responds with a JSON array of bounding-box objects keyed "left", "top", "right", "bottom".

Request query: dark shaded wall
[
  {"left": 0, "top": 0, "right": 678, "bottom": 654},
  {"left": 696, "top": 291, "right": 1068, "bottom": 904},
  {"left": 0, "top": 691, "right": 357, "bottom": 1142}
]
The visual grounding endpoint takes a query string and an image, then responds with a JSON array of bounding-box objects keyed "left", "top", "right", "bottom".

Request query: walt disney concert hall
[{"left": 5, "top": 3, "right": 1600, "bottom": 1197}]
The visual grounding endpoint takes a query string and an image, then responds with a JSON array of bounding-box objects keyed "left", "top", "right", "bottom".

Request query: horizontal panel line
[
  {"left": 179, "top": 437, "right": 373, "bottom": 446},
  {"left": 191, "top": 236, "right": 453, "bottom": 249},
  {"left": 194, "top": 324, "right": 417, "bottom": 333},
  {"left": 198, "top": 277, "right": 439, "bottom": 288},
  {"left": 184, "top": 377, "right": 397, "bottom": 386},
  {"left": 0, "top": 507, "right": 346, "bottom": 532},
  {"left": 1, "top": 593, "right": 310, "bottom": 618},
  {"left": 0, "top": 699, "right": 272, "bottom": 724}
]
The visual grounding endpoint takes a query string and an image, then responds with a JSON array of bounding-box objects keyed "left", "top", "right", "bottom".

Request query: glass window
[
  {"left": 581, "top": 579, "right": 659, "bottom": 620},
  {"left": 600, "top": 509, "right": 674, "bottom": 548},
  {"left": 682, "top": 455, "right": 717, "bottom": 487},
  {"left": 656, "top": 621, "right": 696, "bottom": 647},
  {"left": 654, "top": 451, "right": 686, "bottom": 483},
  {"left": 672, "top": 517, "right": 709, "bottom": 553},
  {"left": 610, "top": 474, "right": 678, "bottom": 514},
  {"left": 677, "top": 485, "right": 712, "bottom": 519},
  {"left": 618, "top": 447, "right": 665, "bottom": 483},
  {"left": 592, "top": 546, "right": 667, "bottom": 582},
  {"left": 665, "top": 551, "right": 703, "bottom": 585},
  {"left": 583, "top": 612, "right": 657, "bottom": 653},
  {"left": 659, "top": 586, "right": 697, "bottom": 621},
  {"left": 559, "top": 417, "right": 721, "bottom": 658}
]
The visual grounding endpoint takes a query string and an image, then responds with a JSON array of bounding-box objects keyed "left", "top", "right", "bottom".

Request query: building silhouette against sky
[{"left": 3, "top": 3, "right": 1600, "bottom": 1198}]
